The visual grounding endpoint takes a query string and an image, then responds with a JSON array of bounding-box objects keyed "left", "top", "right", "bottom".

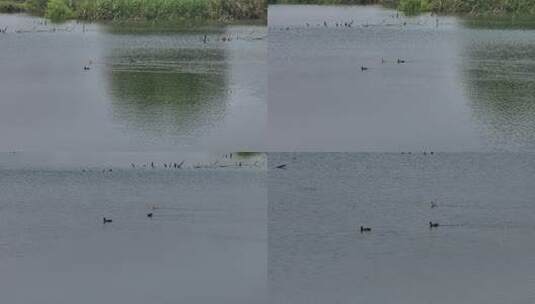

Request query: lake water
[
  {"left": 268, "top": 5, "right": 535, "bottom": 152},
  {"left": 268, "top": 153, "right": 535, "bottom": 304},
  {"left": 0, "top": 14, "right": 266, "bottom": 152},
  {"left": 0, "top": 153, "right": 266, "bottom": 304}
]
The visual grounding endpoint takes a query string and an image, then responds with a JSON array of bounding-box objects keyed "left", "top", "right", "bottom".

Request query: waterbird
[
  {"left": 430, "top": 201, "right": 437, "bottom": 208},
  {"left": 103, "top": 217, "right": 113, "bottom": 224},
  {"left": 397, "top": 58, "right": 406, "bottom": 64},
  {"left": 83, "top": 65, "right": 91, "bottom": 71},
  {"left": 276, "top": 164, "right": 287, "bottom": 169},
  {"left": 147, "top": 213, "right": 153, "bottom": 218},
  {"left": 324, "top": 21, "right": 328, "bottom": 27},
  {"left": 202, "top": 34, "right": 207, "bottom": 43},
  {"left": 360, "top": 226, "right": 371, "bottom": 233},
  {"left": 429, "top": 221, "right": 439, "bottom": 228},
  {"left": 361, "top": 66, "right": 369, "bottom": 71}
]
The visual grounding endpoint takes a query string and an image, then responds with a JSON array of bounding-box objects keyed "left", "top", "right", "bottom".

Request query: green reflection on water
[
  {"left": 461, "top": 22, "right": 535, "bottom": 148},
  {"left": 107, "top": 45, "right": 229, "bottom": 137},
  {"left": 463, "top": 15, "right": 535, "bottom": 29}
]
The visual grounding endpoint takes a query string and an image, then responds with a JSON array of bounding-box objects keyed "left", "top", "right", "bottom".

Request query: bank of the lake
[
  {"left": 268, "top": 0, "right": 535, "bottom": 15},
  {"left": 0, "top": 0, "right": 266, "bottom": 22}
]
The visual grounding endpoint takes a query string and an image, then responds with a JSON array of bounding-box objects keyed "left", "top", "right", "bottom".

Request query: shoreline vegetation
[
  {"left": 268, "top": 0, "right": 535, "bottom": 15},
  {"left": 0, "top": 0, "right": 266, "bottom": 22}
]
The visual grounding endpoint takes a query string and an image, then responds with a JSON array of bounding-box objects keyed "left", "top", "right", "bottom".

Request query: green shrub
[
  {"left": 46, "top": 0, "right": 73, "bottom": 21},
  {"left": 398, "top": 0, "right": 430, "bottom": 14},
  {"left": 0, "top": 1, "right": 28, "bottom": 13}
]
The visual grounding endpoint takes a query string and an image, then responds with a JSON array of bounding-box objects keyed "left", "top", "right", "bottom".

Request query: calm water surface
[
  {"left": 268, "top": 5, "right": 535, "bottom": 152},
  {"left": 269, "top": 153, "right": 535, "bottom": 304},
  {"left": 0, "top": 14, "right": 266, "bottom": 152},
  {"left": 0, "top": 154, "right": 266, "bottom": 304}
]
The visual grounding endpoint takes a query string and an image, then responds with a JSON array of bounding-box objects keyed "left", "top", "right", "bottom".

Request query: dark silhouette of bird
[
  {"left": 83, "top": 65, "right": 91, "bottom": 71},
  {"left": 103, "top": 217, "right": 113, "bottom": 224},
  {"left": 430, "top": 201, "right": 437, "bottom": 208},
  {"left": 360, "top": 226, "right": 371, "bottom": 232},
  {"left": 276, "top": 164, "right": 287, "bottom": 169},
  {"left": 397, "top": 58, "right": 406, "bottom": 64},
  {"left": 361, "top": 66, "right": 369, "bottom": 71},
  {"left": 429, "top": 221, "right": 439, "bottom": 228},
  {"left": 147, "top": 213, "right": 153, "bottom": 218}
]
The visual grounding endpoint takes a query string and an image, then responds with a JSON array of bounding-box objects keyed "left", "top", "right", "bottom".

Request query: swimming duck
[
  {"left": 360, "top": 226, "right": 371, "bottom": 232},
  {"left": 429, "top": 221, "right": 439, "bottom": 228},
  {"left": 103, "top": 217, "right": 113, "bottom": 224},
  {"left": 83, "top": 65, "right": 91, "bottom": 71},
  {"left": 361, "top": 66, "right": 369, "bottom": 71},
  {"left": 147, "top": 213, "right": 153, "bottom": 218},
  {"left": 397, "top": 58, "right": 406, "bottom": 64}
]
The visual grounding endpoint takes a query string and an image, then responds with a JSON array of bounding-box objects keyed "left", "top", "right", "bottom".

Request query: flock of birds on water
[
  {"left": 81, "top": 154, "right": 262, "bottom": 174},
  {"left": 273, "top": 11, "right": 441, "bottom": 32}
]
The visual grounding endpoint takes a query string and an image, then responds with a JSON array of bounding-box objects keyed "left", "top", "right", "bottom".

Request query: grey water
[
  {"left": 269, "top": 153, "right": 535, "bottom": 304},
  {"left": 0, "top": 14, "right": 266, "bottom": 152},
  {"left": 268, "top": 5, "right": 535, "bottom": 152},
  {"left": 0, "top": 154, "right": 266, "bottom": 304}
]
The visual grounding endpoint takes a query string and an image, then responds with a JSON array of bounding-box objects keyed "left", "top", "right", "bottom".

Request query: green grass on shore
[{"left": 1, "top": 0, "right": 266, "bottom": 21}]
